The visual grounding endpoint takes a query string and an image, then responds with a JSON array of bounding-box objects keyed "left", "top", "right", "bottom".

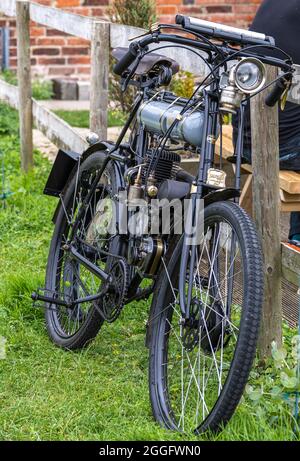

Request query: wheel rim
[
  {"left": 50, "top": 162, "right": 114, "bottom": 338},
  {"left": 157, "top": 216, "right": 245, "bottom": 433}
]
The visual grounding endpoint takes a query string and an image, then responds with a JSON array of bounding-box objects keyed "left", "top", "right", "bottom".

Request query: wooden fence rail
[{"left": 1, "top": 0, "right": 300, "bottom": 356}]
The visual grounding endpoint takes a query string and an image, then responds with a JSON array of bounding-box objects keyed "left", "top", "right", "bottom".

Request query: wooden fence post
[
  {"left": 90, "top": 21, "right": 109, "bottom": 139},
  {"left": 250, "top": 65, "right": 282, "bottom": 358},
  {"left": 16, "top": 0, "right": 33, "bottom": 172}
]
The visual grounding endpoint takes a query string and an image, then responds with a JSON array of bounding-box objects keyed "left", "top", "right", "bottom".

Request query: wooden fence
[
  {"left": 1, "top": 0, "right": 300, "bottom": 356},
  {"left": 0, "top": 0, "right": 208, "bottom": 168}
]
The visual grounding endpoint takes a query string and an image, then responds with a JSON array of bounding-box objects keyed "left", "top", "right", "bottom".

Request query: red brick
[
  {"left": 68, "top": 56, "right": 91, "bottom": 64},
  {"left": 66, "top": 37, "right": 89, "bottom": 46},
  {"left": 32, "top": 47, "right": 61, "bottom": 56},
  {"left": 157, "top": 0, "right": 181, "bottom": 4},
  {"left": 49, "top": 67, "right": 76, "bottom": 76},
  {"left": 56, "top": 0, "right": 81, "bottom": 6},
  {"left": 37, "top": 38, "right": 66, "bottom": 46},
  {"left": 9, "top": 58, "right": 17, "bottom": 67},
  {"left": 62, "top": 47, "right": 89, "bottom": 55},
  {"left": 75, "top": 66, "right": 91, "bottom": 74},
  {"left": 65, "top": 7, "right": 90, "bottom": 15},
  {"left": 2, "top": 0, "right": 263, "bottom": 78},
  {"left": 159, "top": 15, "right": 175, "bottom": 24},
  {"left": 234, "top": 4, "right": 259, "bottom": 14},
  {"left": 206, "top": 5, "right": 232, "bottom": 14},
  {"left": 195, "top": 0, "right": 230, "bottom": 3},
  {"left": 30, "top": 27, "right": 46, "bottom": 37},
  {"left": 157, "top": 6, "right": 178, "bottom": 15},
  {"left": 179, "top": 6, "right": 202, "bottom": 14},
  {"left": 90, "top": 8, "right": 106, "bottom": 17},
  {"left": 46, "top": 28, "right": 69, "bottom": 37},
  {"left": 38, "top": 57, "right": 66, "bottom": 65},
  {"left": 83, "top": 0, "right": 108, "bottom": 5}
]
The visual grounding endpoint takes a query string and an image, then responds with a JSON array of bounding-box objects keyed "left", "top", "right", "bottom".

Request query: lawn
[
  {"left": 0, "top": 102, "right": 299, "bottom": 441},
  {"left": 54, "top": 109, "right": 127, "bottom": 128}
]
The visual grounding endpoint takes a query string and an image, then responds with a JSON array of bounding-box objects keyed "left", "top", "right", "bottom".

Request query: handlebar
[
  {"left": 175, "top": 15, "right": 275, "bottom": 47},
  {"left": 112, "top": 16, "right": 293, "bottom": 78},
  {"left": 113, "top": 42, "right": 140, "bottom": 76},
  {"left": 265, "top": 74, "right": 292, "bottom": 107}
]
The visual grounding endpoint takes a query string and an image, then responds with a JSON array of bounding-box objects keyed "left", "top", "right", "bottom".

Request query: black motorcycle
[{"left": 33, "top": 15, "right": 294, "bottom": 434}]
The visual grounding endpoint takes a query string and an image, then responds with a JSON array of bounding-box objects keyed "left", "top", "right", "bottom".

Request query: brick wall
[
  {"left": 0, "top": 0, "right": 262, "bottom": 80},
  {"left": 158, "top": 0, "right": 262, "bottom": 28}
]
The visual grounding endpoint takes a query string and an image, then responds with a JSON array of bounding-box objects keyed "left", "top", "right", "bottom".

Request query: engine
[
  {"left": 142, "top": 149, "right": 181, "bottom": 186},
  {"left": 126, "top": 91, "right": 204, "bottom": 275}
]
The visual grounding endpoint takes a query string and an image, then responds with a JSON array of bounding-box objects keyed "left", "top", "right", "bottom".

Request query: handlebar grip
[
  {"left": 265, "top": 78, "right": 288, "bottom": 107},
  {"left": 113, "top": 43, "right": 140, "bottom": 76},
  {"left": 176, "top": 15, "right": 185, "bottom": 26}
]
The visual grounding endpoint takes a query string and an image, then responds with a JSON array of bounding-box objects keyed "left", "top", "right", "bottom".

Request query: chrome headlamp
[
  {"left": 220, "top": 58, "right": 266, "bottom": 114},
  {"left": 233, "top": 58, "right": 266, "bottom": 94}
]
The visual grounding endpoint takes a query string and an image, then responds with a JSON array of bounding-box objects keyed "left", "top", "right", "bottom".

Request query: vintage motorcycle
[{"left": 33, "top": 15, "right": 294, "bottom": 434}]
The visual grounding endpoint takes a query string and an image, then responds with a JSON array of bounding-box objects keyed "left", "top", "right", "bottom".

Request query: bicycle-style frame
[{"left": 39, "top": 24, "right": 294, "bottom": 318}]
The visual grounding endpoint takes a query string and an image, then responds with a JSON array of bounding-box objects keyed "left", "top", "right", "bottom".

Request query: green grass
[
  {"left": 54, "top": 109, "right": 127, "bottom": 128},
  {"left": 0, "top": 70, "right": 54, "bottom": 101},
  {"left": 0, "top": 103, "right": 299, "bottom": 441}
]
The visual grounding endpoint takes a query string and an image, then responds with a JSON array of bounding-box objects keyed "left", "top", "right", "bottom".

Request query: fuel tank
[{"left": 137, "top": 99, "right": 205, "bottom": 147}]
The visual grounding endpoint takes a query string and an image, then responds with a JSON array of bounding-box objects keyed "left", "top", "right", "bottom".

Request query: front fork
[
  {"left": 179, "top": 90, "right": 218, "bottom": 320},
  {"left": 178, "top": 92, "right": 245, "bottom": 321}
]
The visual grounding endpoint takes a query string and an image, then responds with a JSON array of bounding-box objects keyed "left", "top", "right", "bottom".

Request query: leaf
[
  {"left": 245, "top": 384, "right": 253, "bottom": 394},
  {"left": 255, "top": 406, "right": 266, "bottom": 419},
  {"left": 272, "top": 347, "right": 287, "bottom": 363},
  {"left": 291, "top": 335, "right": 300, "bottom": 346},
  {"left": 248, "top": 389, "right": 263, "bottom": 401},
  {"left": 270, "top": 386, "right": 282, "bottom": 397},
  {"left": 280, "top": 372, "right": 298, "bottom": 389}
]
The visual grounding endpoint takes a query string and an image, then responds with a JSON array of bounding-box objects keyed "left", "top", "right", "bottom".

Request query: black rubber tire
[
  {"left": 149, "top": 201, "right": 264, "bottom": 434},
  {"left": 45, "top": 152, "right": 116, "bottom": 350}
]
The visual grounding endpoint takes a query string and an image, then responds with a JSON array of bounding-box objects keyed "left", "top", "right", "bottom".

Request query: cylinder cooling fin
[{"left": 142, "top": 149, "right": 181, "bottom": 185}]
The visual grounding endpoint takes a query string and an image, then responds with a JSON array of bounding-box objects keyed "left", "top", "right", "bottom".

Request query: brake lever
[
  {"left": 121, "top": 50, "right": 146, "bottom": 92},
  {"left": 121, "top": 67, "right": 137, "bottom": 92},
  {"left": 128, "top": 23, "right": 160, "bottom": 42}
]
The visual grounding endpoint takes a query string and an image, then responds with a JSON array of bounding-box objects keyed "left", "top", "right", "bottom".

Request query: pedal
[{"left": 31, "top": 287, "right": 72, "bottom": 311}]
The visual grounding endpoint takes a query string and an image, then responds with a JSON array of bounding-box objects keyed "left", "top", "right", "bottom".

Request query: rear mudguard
[{"left": 49, "top": 142, "right": 124, "bottom": 224}]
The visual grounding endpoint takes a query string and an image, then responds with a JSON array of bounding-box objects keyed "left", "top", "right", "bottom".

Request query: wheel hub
[{"left": 182, "top": 297, "right": 225, "bottom": 352}]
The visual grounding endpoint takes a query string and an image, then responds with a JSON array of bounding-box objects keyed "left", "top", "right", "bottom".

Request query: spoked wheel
[
  {"left": 45, "top": 152, "right": 120, "bottom": 349},
  {"left": 149, "top": 201, "right": 264, "bottom": 434}
]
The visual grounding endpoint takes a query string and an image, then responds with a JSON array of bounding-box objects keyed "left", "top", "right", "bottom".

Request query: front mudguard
[{"left": 203, "top": 187, "right": 240, "bottom": 206}]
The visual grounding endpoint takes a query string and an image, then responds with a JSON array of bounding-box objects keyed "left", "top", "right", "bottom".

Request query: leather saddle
[{"left": 112, "top": 47, "right": 180, "bottom": 76}]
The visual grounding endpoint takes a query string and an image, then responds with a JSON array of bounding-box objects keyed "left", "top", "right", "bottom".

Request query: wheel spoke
[{"left": 157, "top": 212, "right": 248, "bottom": 433}]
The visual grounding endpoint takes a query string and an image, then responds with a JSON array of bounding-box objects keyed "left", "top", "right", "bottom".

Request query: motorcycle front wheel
[{"left": 149, "top": 201, "right": 264, "bottom": 434}]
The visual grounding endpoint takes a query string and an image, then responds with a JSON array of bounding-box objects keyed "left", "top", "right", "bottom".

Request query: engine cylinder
[
  {"left": 137, "top": 99, "right": 205, "bottom": 147},
  {"left": 142, "top": 149, "right": 181, "bottom": 185}
]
